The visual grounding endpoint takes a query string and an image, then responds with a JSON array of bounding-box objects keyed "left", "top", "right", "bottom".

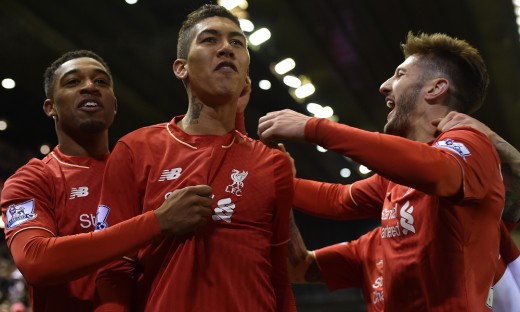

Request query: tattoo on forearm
[{"left": 494, "top": 138, "right": 520, "bottom": 222}]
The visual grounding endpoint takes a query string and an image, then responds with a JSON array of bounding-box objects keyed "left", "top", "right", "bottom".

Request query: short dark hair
[
  {"left": 401, "top": 32, "right": 489, "bottom": 114},
  {"left": 43, "top": 50, "right": 112, "bottom": 98},
  {"left": 177, "top": 4, "right": 241, "bottom": 59}
]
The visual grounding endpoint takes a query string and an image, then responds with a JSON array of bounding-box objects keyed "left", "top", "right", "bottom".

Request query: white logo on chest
[
  {"left": 212, "top": 198, "right": 236, "bottom": 223},
  {"left": 399, "top": 201, "right": 416, "bottom": 234},
  {"left": 159, "top": 168, "right": 182, "bottom": 181},
  {"left": 70, "top": 186, "right": 89, "bottom": 199},
  {"left": 225, "top": 169, "right": 248, "bottom": 196}
]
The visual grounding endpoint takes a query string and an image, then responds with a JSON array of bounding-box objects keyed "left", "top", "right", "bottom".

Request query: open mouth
[{"left": 215, "top": 62, "right": 237, "bottom": 72}]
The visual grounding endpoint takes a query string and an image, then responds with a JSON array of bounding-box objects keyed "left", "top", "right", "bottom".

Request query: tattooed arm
[
  {"left": 436, "top": 112, "right": 520, "bottom": 223},
  {"left": 489, "top": 131, "right": 520, "bottom": 223}
]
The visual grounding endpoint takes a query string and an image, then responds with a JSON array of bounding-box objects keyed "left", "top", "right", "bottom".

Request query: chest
[
  {"left": 138, "top": 145, "right": 277, "bottom": 226},
  {"left": 53, "top": 165, "right": 104, "bottom": 234}
]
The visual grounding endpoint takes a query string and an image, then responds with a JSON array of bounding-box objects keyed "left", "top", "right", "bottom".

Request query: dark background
[{"left": 1, "top": 0, "right": 519, "bottom": 310}]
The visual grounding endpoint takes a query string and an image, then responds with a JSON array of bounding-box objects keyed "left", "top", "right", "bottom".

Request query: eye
[
  {"left": 230, "top": 39, "right": 245, "bottom": 47},
  {"left": 64, "top": 79, "right": 80, "bottom": 86},
  {"left": 202, "top": 36, "right": 217, "bottom": 43},
  {"left": 94, "top": 78, "right": 110, "bottom": 86}
]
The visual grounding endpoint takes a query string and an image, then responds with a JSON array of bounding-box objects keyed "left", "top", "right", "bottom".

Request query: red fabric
[
  {"left": 7, "top": 212, "right": 159, "bottom": 285},
  {"left": 494, "top": 222, "right": 520, "bottom": 284},
  {"left": 1, "top": 148, "right": 107, "bottom": 311},
  {"left": 1, "top": 147, "right": 162, "bottom": 312},
  {"left": 315, "top": 228, "right": 383, "bottom": 312},
  {"left": 296, "top": 118, "right": 504, "bottom": 311},
  {"left": 96, "top": 116, "right": 295, "bottom": 311}
]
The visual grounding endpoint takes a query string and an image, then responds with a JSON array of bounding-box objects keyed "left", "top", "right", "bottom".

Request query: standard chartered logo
[
  {"left": 381, "top": 201, "right": 416, "bottom": 238},
  {"left": 399, "top": 201, "right": 416, "bottom": 234}
]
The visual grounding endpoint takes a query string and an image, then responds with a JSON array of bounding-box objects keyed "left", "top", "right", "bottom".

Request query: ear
[
  {"left": 173, "top": 59, "right": 188, "bottom": 80},
  {"left": 113, "top": 97, "right": 118, "bottom": 115},
  {"left": 43, "top": 99, "right": 57, "bottom": 119},
  {"left": 424, "top": 78, "right": 449, "bottom": 101}
]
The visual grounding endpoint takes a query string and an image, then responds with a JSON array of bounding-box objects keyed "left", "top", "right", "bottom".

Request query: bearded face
[{"left": 384, "top": 81, "right": 422, "bottom": 138}]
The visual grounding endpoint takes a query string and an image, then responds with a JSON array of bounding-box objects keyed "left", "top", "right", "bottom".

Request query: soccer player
[
  {"left": 1, "top": 50, "right": 215, "bottom": 311},
  {"left": 259, "top": 32, "right": 504, "bottom": 310},
  {"left": 94, "top": 4, "right": 295, "bottom": 311},
  {"left": 287, "top": 113, "right": 520, "bottom": 311}
]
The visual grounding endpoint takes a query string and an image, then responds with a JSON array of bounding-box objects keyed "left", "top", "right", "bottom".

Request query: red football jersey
[
  {"left": 492, "top": 222, "right": 520, "bottom": 311},
  {"left": 315, "top": 227, "right": 383, "bottom": 312},
  {"left": 1, "top": 147, "right": 108, "bottom": 312},
  {"left": 97, "top": 116, "right": 295, "bottom": 311},
  {"left": 294, "top": 118, "right": 504, "bottom": 311}
]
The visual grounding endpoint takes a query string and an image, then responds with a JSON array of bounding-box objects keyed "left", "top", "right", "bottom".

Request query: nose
[
  {"left": 379, "top": 77, "right": 392, "bottom": 96},
  {"left": 80, "top": 79, "right": 100, "bottom": 94},
  {"left": 217, "top": 42, "right": 235, "bottom": 58}
]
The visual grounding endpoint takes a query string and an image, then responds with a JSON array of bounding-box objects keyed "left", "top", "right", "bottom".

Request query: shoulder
[
  {"left": 116, "top": 123, "right": 168, "bottom": 150},
  {"left": 120, "top": 123, "right": 167, "bottom": 141},
  {"left": 6, "top": 158, "right": 49, "bottom": 182},
  {"left": 435, "top": 127, "right": 498, "bottom": 161},
  {"left": 1, "top": 158, "right": 53, "bottom": 205},
  {"left": 245, "top": 139, "right": 291, "bottom": 168}
]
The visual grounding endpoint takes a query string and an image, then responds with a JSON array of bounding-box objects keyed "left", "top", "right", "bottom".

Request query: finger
[
  {"left": 258, "top": 113, "right": 275, "bottom": 125},
  {"left": 436, "top": 112, "right": 456, "bottom": 131},
  {"left": 277, "top": 143, "right": 287, "bottom": 153},
  {"left": 191, "top": 185, "right": 213, "bottom": 197},
  {"left": 198, "top": 206, "right": 213, "bottom": 217},
  {"left": 431, "top": 118, "right": 442, "bottom": 127},
  {"left": 257, "top": 119, "right": 275, "bottom": 138}
]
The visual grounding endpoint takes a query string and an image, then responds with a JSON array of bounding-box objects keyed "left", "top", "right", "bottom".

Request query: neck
[
  {"left": 56, "top": 131, "right": 109, "bottom": 158},
  {"left": 179, "top": 94, "right": 237, "bottom": 135},
  {"left": 408, "top": 105, "right": 451, "bottom": 143}
]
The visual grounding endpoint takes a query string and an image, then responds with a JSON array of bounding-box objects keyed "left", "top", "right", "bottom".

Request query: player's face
[
  {"left": 380, "top": 55, "right": 425, "bottom": 138},
  {"left": 179, "top": 17, "right": 250, "bottom": 104},
  {"left": 45, "top": 57, "right": 117, "bottom": 134}
]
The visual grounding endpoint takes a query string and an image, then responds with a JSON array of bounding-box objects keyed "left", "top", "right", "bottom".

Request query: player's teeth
[{"left": 84, "top": 102, "right": 98, "bottom": 107}]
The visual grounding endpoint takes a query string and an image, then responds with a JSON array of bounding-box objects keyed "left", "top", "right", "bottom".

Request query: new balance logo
[
  {"left": 212, "top": 198, "right": 235, "bottom": 223},
  {"left": 70, "top": 187, "right": 89, "bottom": 199},
  {"left": 158, "top": 168, "right": 182, "bottom": 181}
]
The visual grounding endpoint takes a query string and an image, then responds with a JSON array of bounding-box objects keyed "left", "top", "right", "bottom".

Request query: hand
[
  {"left": 237, "top": 76, "right": 251, "bottom": 113},
  {"left": 433, "top": 111, "right": 493, "bottom": 137},
  {"left": 154, "top": 185, "right": 213, "bottom": 236},
  {"left": 257, "top": 109, "right": 310, "bottom": 146}
]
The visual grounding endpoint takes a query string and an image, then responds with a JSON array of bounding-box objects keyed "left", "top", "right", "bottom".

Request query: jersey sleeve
[
  {"left": 6, "top": 211, "right": 160, "bottom": 286},
  {"left": 1, "top": 160, "right": 58, "bottom": 243},
  {"left": 435, "top": 127, "right": 503, "bottom": 201},
  {"left": 269, "top": 149, "right": 297, "bottom": 311},
  {"left": 304, "top": 118, "right": 467, "bottom": 197},
  {"left": 293, "top": 174, "right": 385, "bottom": 220},
  {"left": 493, "top": 222, "right": 520, "bottom": 311},
  {"left": 314, "top": 240, "right": 364, "bottom": 291},
  {"left": 97, "top": 140, "right": 142, "bottom": 228},
  {"left": 95, "top": 258, "right": 135, "bottom": 312}
]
